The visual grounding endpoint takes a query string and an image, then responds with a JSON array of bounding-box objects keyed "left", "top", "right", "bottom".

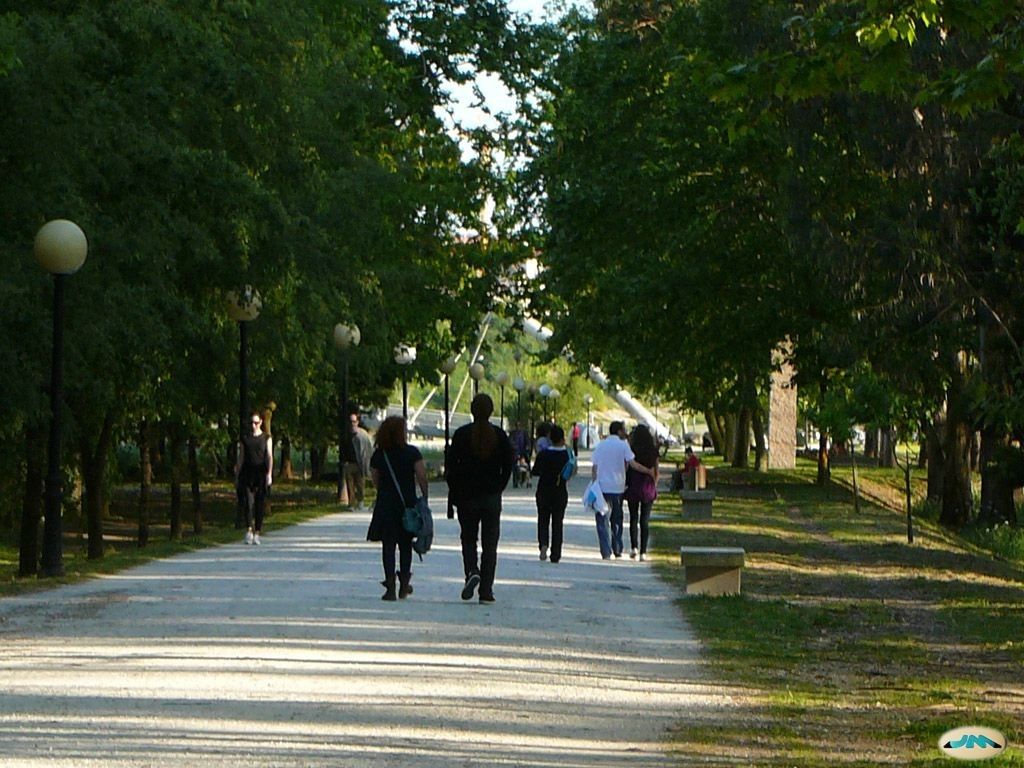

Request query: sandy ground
[{"left": 0, "top": 466, "right": 730, "bottom": 767}]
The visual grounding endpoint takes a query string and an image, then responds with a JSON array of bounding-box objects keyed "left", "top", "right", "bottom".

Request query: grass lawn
[
  {"left": 0, "top": 478, "right": 352, "bottom": 598},
  {"left": 653, "top": 458, "right": 1023, "bottom": 766}
]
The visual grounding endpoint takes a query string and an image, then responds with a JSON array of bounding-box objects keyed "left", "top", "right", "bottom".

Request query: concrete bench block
[
  {"left": 679, "top": 546, "right": 745, "bottom": 596},
  {"left": 680, "top": 490, "right": 715, "bottom": 520}
]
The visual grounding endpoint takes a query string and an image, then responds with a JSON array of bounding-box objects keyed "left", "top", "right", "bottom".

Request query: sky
[{"left": 447, "top": 0, "right": 592, "bottom": 131}]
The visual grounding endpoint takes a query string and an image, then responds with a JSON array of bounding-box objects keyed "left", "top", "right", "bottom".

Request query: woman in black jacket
[
  {"left": 367, "top": 416, "right": 428, "bottom": 600},
  {"left": 446, "top": 394, "right": 514, "bottom": 603},
  {"left": 531, "top": 424, "right": 571, "bottom": 563}
]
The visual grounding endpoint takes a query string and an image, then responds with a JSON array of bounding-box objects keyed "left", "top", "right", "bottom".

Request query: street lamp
[
  {"left": 538, "top": 383, "right": 552, "bottom": 422},
  {"left": 334, "top": 322, "right": 361, "bottom": 504},
  {"left": 34, "top": 220, "right": 88, "bottom": 578},
  {"left": 549, "top": 388, "right": 561, "bottom": 424},
  {"left": 513, "top": 376, "right": 526, "bottom": 428},
  {"left": 469, "top": 361, "right": 485, "bottom": 396},
  {"left": 528, "top": 383, "right": 538, "bottom": 452},
  {"left": 440, "top": 355, "right": 457, "bottom": 450},
  {"left": 495, "top": 372, "right": 510, "bottom": 430},
  {"left": 583, "top": 394, "right": 594, "bottom": 449},
  {"left": 394, "top": 343, "right": 416, "bottom": 422},
  {"left": 440, "top": 355, "right": 458, "bottom": 520}
]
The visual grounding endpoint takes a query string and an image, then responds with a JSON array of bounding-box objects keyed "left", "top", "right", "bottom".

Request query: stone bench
[
  {"left": 679, "top": 546, "right": 745, "bottom": 596},
  {"left": 680, "top": 489, "right": 715, "bottom": 520}
]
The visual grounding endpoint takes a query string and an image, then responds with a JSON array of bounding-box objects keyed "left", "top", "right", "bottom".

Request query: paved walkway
[{"left": 0, "top": 469, "right": 726, "bottom": 767}]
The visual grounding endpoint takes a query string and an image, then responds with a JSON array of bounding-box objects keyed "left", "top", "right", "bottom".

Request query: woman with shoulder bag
[
  {"left": 530, "top": 424, "right": 571, "bottom": 563},
  {"left": 625, "top": 425, "right": 659, "bottom": 561},
  {"left": 367, "top": 416, "right": 428, "bottom": 601}
]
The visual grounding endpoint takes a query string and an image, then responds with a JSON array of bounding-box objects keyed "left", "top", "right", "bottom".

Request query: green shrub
[{"left": 962, "top": 519, "right": 1024, "bottom": 563}]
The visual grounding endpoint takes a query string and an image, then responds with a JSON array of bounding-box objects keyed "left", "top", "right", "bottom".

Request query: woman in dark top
[
  {"left": 368, "top": 416, "right": 428, "bottom": 601},
  {"left": 235, "top": 410, "right": 273, "bottom": 545},
  {"left": 531, "top": 424, "right": 571, "bottom": 563},
  {"left": 446, "top": 394, "right": 514, "bottom": 604},
  {"left": 624, "top": 425, "right": 659, "bottom": 561}
]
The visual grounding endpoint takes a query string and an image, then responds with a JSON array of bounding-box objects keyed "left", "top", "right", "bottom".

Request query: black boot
[
  {"left": 382, "top": 576, "right": 397, "bottom": 601},
  {"left": 399, "top": 572, "right": 413, "bottom": 599}
]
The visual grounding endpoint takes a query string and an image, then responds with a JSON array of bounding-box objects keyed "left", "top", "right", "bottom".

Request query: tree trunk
[
  {"left": 878, "top": 426, "right": 896, "bottom": 468},
  {"left": 279, "top": 435, "right": 294, "bottom": 480},
  {"left": 188, "top": 435, "right": 202, "bottom": 536},
  {"left": 924, "top": 416, "right": 945, "bottom": 503},
  {"left": 731, "top": 407, "right": 751, "bottom": 468},
  {"left": 851, "top": 448, "right": 861, "bottom": 515},
  {"left": 138, "top": 420, "right": 151, "bottom": 548},
  {"left": 311, "top": 444, "right": 324, "bottom": 482},
  {"left": 917, "top": 432, "right": 928, "bottom": 469},
  {"left": 81, "top": 413, "right": 115, "bottom": 560},
  {"left": 704, "top": 408, "right": 725, "bottom": 456},
  {"left": 226, "top": 441, "right": 237, "bottom": 480},
  {"left": 722, "top": 412, "right": 737, "bottom": 464},
  {"left": 19, "top": 426, "right": 45, "bottom": 577},
  {"left": 978, "top": 425, "right": 1017, "bottom": 528},
  {"left": 864, "top": 429, "right": 878, "bottom": 460},
  {"left": 817, "top": 429, "right": 830, "bottom": 485},
  {"left": 940, "top": 376, "right": 973, "bottom": 528},
  {"left": 816, "top": 379, "right": 829, "bottom": 485},
  {"left": 752, "top": 405, "right": 766, "bottom": 471},
  {"left": 168, "top": 432, "right": 183, "bottom": 542}
]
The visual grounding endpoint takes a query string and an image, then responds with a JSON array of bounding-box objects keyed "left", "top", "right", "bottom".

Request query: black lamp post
[
  {"left": 495, "top": 372, "right": 509, "bottom": 430},
  {"left": 440, "top": 355, "right": 457, "bottom": 450},
  {"left": 513, "top": 376, "right": 525, "bottom": 428},
  {"left": 584, "top": 394, "right": 593, "bottom": 449},
  {"left": 528, "top": 384, "right": 538, "bottom": 455},
  {"left": 227, "top": 286, "right": 261, "bottom": 529},
  {"left": 334, "top": 322, "right": 361, "bottom": 504},
  {"left": 35, "top": 220, "right": 88, "bottom": 578},
  {"left": 539, "top": 383, "right": 552, "bottom": 422},
  {"left": 440, "top": 355, "right": 457, "bottom": 519},
  {"left": 394, "top": 343, "right": 416, "bottom": 423}
]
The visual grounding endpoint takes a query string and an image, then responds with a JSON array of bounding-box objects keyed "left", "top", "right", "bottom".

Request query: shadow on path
[{"left": 0, "top": 475, "right": 724, "bottom": 767}]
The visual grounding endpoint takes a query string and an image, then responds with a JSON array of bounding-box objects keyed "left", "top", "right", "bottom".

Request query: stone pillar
[{"left": 767, "top": 346, "right": 797, "bottom": 470}]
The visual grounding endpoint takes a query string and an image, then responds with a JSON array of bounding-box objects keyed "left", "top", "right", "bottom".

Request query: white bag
[{"left": 582, "top": 479, "right": 609, "bottom": 517}]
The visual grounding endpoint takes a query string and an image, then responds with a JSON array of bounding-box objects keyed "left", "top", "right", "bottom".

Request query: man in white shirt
[{"left": 591, "top": 421, "right": 655, "bottom": 558}]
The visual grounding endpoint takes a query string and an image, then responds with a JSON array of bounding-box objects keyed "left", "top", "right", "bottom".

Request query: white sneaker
[
  {"left": 253, "top": 533, "right": 261, "bottom": 546},
  {"left": 540, "top": 548, "right": 548, "bottom": 561},
  {"left": 245, "top": 530, "right": 254, "bottom": 545},
  {"left": 639, "top": 553, "right": 647, "bottom": 561},
  {"left": 630, "top": 548, "right": 638, "bottom": 559}
]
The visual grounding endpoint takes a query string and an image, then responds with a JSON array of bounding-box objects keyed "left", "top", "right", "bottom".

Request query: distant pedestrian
[
  {"left": 590, "top": 421, "right": 654, "bottom": 559},
  {"left": 446, "top": 394, "right": 514, "bottom": 603},
  {"left": 535, "top": 422, "right": 552, "bottom": 454},
  {"left": 236, "top": 410, "right": 273, "bottom": 545},
  {"left": 510, "top": 426, "right": 530, "bottom": 488},
  {"left": 531, "top": 424, "right": 570, "bottom": 563},
  {"left": 571, "top": 422, "right": 581, "bottom": 454},
  {"left": 367, "top": 416, "right": 428, "bottom": 601},
  {"left": 625, "top": 425, "right": 659, "bottom": 561},
  {"left": 342, "top": 411, "right": 373, "bottom": 511}
]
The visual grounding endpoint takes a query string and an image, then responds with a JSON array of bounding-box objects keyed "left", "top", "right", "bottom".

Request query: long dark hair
[
  {"left": 630, "top": 424, "right": 658, "bottom": 467},
  {"left": 470, "top": 393, "right": 497, "bottom": 458},
  {"left": 375, "top": 416, "right": 407, "bottom": 451}
]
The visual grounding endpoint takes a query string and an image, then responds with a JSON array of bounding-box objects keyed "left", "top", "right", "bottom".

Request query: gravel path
[{"left": 0, "top": 470, "right": 726, "bottom": 767}]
